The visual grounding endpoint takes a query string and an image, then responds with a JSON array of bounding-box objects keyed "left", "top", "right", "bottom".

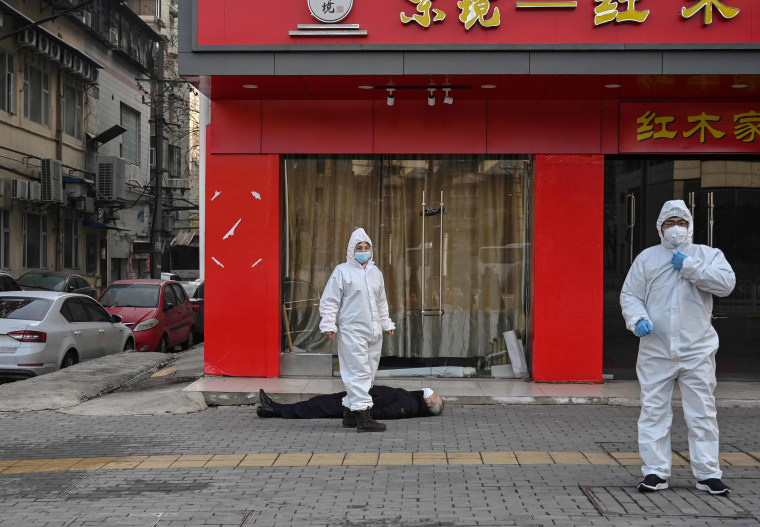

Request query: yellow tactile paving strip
[{"left": 1, "top": 451, "right": 758, "bottom": 475}]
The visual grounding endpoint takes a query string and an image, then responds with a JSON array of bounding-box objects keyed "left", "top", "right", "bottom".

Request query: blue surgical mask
[{"left": 354, "top": 252, "right": 371, "bottom": 264}]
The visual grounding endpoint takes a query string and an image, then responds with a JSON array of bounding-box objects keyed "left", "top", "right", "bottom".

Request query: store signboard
[
  {"left": 619, "top": 102, "right": 760, "bottom": 153},
  {"left": 196, "top": 0, "right": 758, "bottom": 46}
]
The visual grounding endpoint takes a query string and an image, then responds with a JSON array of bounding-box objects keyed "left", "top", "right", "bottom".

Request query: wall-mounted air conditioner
[
  {"left": 29, "top": 181, "right": 42, "bottom": 201},
  {"left": 16, "top": 29, "right": 36, "bottom": 48},
  {"left": 41, "top": 159, "right": 64, "bottom": 202},
  {"left": 81, "top": 63, "right": 90, "bottom": 79},
  {"left": 48, "top": 42, "right": 61, "bottom": 62},
  {"left": 89, "top": 68, "right": 99, "bottom": 83},
  {"left": 66, "top": 182, "right": 86, "bottom": 199},
  {"left": 84, "top": 197, "right": 95, "bottom": 212},
  {"left": 96, "top": 156, "right": 127, "bottom": 201},
  {"left": 75, "top": 199, "right": 85, "bottom": 211},
  {"left": 11, "top": 179, "right": 29, "bottom": 199},
  {"left": 81, "top": 11, "right": 92, "bottom": 27},
  {"left": 108, "top": 27, "right": 119, "bottom": 46},
  {"left": 61, "top": 50, "right": 73, "bottom": 70},
  {"left": 73, "top": 57, "right": 84, "bottom": 76},
  {"left": 35, "top": 35, "right": 50, "bottom": 55}
]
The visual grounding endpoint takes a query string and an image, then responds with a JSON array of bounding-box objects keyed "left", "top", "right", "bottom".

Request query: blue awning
[{"left": 83, "top": 219, "right": 131, "bottom": 231}]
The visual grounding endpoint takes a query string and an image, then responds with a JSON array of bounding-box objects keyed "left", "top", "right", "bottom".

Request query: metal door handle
[
  {"left": 627, "top": 193, "right": 636, "bottom": 265},
  {"left": 73, "top": 331, "right": 81, "bottom": 335},
  {"left": 420, "top": 190, "right": 445, "bottom": 324},
  {"left": 99, "top": 329, "right": 105, "bottom": 333}
]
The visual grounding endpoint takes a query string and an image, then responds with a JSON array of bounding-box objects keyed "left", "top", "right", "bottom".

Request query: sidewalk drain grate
[{"left": 581, "top": 486, "right": 754, "bottom": 519}]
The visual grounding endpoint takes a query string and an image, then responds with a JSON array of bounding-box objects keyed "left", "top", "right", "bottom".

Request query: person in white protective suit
[
  {"left": 319, "top": 228, "right": 396, "bottom": 433},
  {"left": 620, "top": 200, "right": 735, "bottom": 496}
]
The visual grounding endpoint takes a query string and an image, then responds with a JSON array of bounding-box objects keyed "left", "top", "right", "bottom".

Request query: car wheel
[
  {"left": 61, "top": 350, "right": 79, "bottom": 369},
  {"left": 181, "top": 328, "right": 195, "bottom": 350},
  {"left": 123, "top": 338, "right": 135, "bottom": 352},
  {"left": 156, "top": 335, "right": 169, "bottom": 353}
]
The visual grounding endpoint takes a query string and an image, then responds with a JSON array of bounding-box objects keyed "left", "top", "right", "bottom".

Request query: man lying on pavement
[{"left": 256, "top": 386, "right": 444, "bottom": 423}]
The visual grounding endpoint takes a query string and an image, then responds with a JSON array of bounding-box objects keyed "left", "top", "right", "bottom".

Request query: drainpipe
[
  {"left": 54, "top": 69, "right": 64, "bottom": 271},
  {"left": 150, "top": 39, "right": 165, "bottom": 278}
]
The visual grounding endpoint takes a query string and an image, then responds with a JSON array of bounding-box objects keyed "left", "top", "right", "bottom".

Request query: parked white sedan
[{"left": 0, "top": 291, "right": 134, "bottom": 381}]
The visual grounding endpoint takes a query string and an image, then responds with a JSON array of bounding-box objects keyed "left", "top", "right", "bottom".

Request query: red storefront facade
[{"left": 180, "top": 0, "right": 760, "bottom": 382}]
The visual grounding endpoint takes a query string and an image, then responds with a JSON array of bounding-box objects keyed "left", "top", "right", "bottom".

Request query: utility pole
[{"left": 150, "top": 39, "right": 165, "bottom": 278}]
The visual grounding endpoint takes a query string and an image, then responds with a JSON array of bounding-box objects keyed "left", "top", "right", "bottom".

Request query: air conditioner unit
[
  {"left": 16, "top": 29, "right": 36, "bottom": 48},
  {"left": 29, "top": 181, "right": 42, "bottom": 201},
  {"left": 11, "top": 179, "right": 29, "bottom": 200},
  {"left": 48, "top": 42, "right": 61, "bottom": 62},
  {"left": 81, "top": 63, "right": 91, "bottom": 79},
  {"left": 89, "top": 67, "right": 99, "bottom": 83},
  {"left": 73, "top": 57, "right": 84, "bottom": 76},
  {"left": 66, "top": 181, "right": 86, "bottom": 199},
  {"left": 75, "top": 199, "right": 85, "bottom": 211},
  {"left": 96, "top": 156, "right": 127, "bottom": 201},
  {"left": 35, "top": 35, "right": 50, "bottom": 55},
  {"left": 81, "top": 11, "right": 92, "bottom": 27},
  {"left": 40, "top": 159, "right": 64, "bottom": 202},
  {"left": 61, "top": 50, "right": 74, "bottom": 70},
  {"left": 108, "top": 27, "right": 119, "bottom": 46},
  {"left": 166, "top": 178, "right": 189, "bottom": 190},
  {"left": 84, "top": 197, "right": 95, "bottom": 212}
]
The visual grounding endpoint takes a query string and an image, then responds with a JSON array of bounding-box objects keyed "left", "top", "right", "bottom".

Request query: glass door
[{"left": 283, "top": 155, "right": 531, "bottom": 377}]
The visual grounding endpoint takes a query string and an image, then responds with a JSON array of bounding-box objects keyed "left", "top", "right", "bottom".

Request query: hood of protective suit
[
  {"left": 656, "top": 200, "right": 693, "bottom": 250},
  {"left": 346, "top": 228, "right": 373, "bottom": 264}
]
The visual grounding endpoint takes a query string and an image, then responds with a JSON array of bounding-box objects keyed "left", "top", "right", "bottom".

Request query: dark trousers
[{"left": 278, "top": 392, "right": 348, "bottom": 419}]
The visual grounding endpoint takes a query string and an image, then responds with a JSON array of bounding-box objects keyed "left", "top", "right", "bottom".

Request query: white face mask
[{"left": 663, "top": 225, "right": 688, "bottom": 245}]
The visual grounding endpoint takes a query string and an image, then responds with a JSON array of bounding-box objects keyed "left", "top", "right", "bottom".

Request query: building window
[
  {"left": 169, "top": 145, "right": 181, "bottom": 178},
  {"left": 63, "top": 85, "right": 82, "bottom": 139},
  {"left": 0, "top": 53, "right": 14, "bottom": 115},
  {"left": 120, "top": 104, "right": 140, "bottom": 165},
  {"left": 64, "top": 218, "right": 79, "bottom": 269},
  {"left": 23, "top": 64, "right": 49, "bottom": 126},
  {"left": 23, "top": 213, "right": 48, "bottom": 269},
  {"left": 0, "top": 210, "right": 10, "bottom": 269}
]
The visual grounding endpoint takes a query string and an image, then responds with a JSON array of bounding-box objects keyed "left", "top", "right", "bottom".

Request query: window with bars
[
  {"left": 64, "top": 85, "right": 82, "bottom": 139},
  {"left": 0, "top": 53, "right": 14, "bottom": 115},
  {"left": 24, "top": 63, "right": 49, "bottom": 126}
]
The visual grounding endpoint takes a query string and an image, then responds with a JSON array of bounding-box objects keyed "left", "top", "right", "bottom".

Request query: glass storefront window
[
  {"left": 283, "top": 155, "right": 531, "bottom": 377},
  {"left": 604, "top": 157, "right": 760, "bottom": 380}
]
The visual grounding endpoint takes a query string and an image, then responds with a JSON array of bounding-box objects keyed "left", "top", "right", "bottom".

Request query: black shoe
[
  {"left": 259, "top": 389, "right": 275, "bottom": 408},
  {"left": 697, "top": 478, "right": 731, "bottom": 495},
  {"left": 356, "top": 409, "right": 386, "bottom": 433},
  {"left": 637, "top": 474, "right": 668, "bottom": 492},
  {"left": 342, "top": 406, "right": 357, "bottom": 428},
  {"left": 256, "top": 406, "right": 280, "bottom": 418}
]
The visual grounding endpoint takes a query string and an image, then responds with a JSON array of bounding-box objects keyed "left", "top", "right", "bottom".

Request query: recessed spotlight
[
  {"left": 358, "top": 85, "right": 374, "bottom": 89},
  {"left": 481, "top": 84, "right": 496, "bottom": 89},
  {"left": 732, "top": 84, "right": 748, "bottom": 89},
  {"left": 605, "top": 84, "right": 621, "bottom": 89},
  {"left": 242, "top": 84, "right": 258, "bottom": 89}
]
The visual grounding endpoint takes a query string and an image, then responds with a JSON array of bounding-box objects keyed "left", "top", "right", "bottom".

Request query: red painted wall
[
  {"left": 531, "top": 155, "right": 604, "bottom": 383},
  {"left": 204, "top": 152, "right": 280, "bottom": 377}
]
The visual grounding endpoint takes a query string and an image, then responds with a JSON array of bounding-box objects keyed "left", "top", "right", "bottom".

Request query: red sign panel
[
  {"left": 619, "top": 103, "right": 760, "bottom": 153},
  {"left": 197, "top": 0, "right": 759, "bottom": 46}
]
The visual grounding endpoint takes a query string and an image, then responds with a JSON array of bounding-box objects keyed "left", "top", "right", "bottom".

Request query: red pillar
[
  {"left": 204, "top": 153, "right": 280, "bottom": 377},
  {"left": 531, "top": 155, "right": 604, "bottom": 382}
]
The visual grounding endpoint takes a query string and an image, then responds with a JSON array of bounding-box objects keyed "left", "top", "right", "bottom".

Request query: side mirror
[
  {"left": 163, "top": 302, "right": 175, "bottom": 312},
  {"left": 111, "top": 314, "right": 123, "bottom": 323}
]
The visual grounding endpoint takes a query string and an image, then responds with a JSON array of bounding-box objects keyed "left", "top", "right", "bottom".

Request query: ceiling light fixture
[
  {"left": 358, "top": 85, "right": 374, "bottom": 89},
  {"left": 481, "top": 84, "right": 496, "bottom": 89},
  {"left": 731, "top": 83, "right": 748, "bottom": 89},
  {"left": 386, "top": 88, "right": 396, "bottom": 106},
  {"left": 604, "top": 84, "right": 621, "bottom": 89},
  {"left": 242, "top": 84, "right": 258, "bottom": 89},
  {"left": 443, "top": 88, "right": 453, "bottom": 105},
  {"left": 428, "top": 88, "right": 436, "bottom": 106}
]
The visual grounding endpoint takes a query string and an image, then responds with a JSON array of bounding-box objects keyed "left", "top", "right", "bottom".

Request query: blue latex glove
[
  {"left": 634, "top": 319, "right": 653, "bottom": 337},
  {"left": 672, "top": 251, "right": 687, "bottom": 271}
]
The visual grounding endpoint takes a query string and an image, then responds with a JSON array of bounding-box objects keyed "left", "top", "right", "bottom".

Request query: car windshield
[
  {"left": 0, "top": 297, "right": 53, "bottom": 321},
  {"left": 18, "top": 273, "right": 66, "bottom": 291},
  {"left": 99, "top": 284, "right": 160, "bottom": 308}
]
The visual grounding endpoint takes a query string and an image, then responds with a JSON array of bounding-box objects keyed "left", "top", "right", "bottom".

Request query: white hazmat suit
[
  {"left": 620, "top": 200, "right": 735, "bottom": 481},
  {"left": 319, "top": 228, "right": 396, "bottom": 411}
]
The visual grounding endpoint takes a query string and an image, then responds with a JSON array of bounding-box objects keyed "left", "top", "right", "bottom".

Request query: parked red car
[{"left": 97, "top": 279, "right": 195, "bottom": 353}]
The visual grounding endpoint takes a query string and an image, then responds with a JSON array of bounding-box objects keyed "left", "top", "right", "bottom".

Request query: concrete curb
[{"left": 0, "top": 352, "right": 170, "bottom": 412}]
